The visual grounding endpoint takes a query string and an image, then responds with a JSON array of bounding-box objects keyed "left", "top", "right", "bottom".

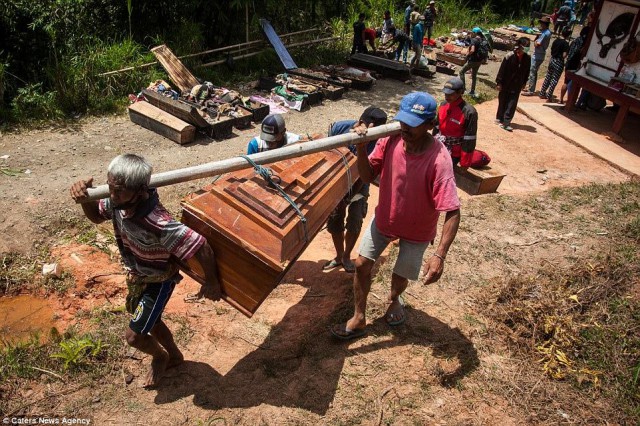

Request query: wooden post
[{"left": 77, "top": 122, "right": 401, "bottom": 203}]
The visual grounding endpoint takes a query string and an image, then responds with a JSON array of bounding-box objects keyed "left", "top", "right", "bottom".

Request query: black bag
[{"left": 477, "top": 40, "right": 490, "bottom": 62}]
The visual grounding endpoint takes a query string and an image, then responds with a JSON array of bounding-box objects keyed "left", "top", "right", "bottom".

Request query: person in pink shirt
[{"left": 331, "top": 92, "right": 461, "bottom": 340}]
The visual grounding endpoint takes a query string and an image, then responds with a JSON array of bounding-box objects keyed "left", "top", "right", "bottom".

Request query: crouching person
[{"left": 70, "top": 154, "right": 221, "bottom": 387}]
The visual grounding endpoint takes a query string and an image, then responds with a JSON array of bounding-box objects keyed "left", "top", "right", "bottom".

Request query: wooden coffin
[
  {"left": 347, "top": 53, "right": 411, "bottom": 81},
  {"left": 150, "top": 44, "right": 199, "bottom": 93},
  {"left": 454, "top": 165, "right": 506, "bottom": 195},
  {"left": 128, "top": 101, "right": 195, "bottom": 144},
  {"left": 180, "top": 148, "right": 359, "bottom": 317},
  {"left": 436, "top": 51, "right": 467, "bottom": 66},
  {"left": 142, "top": 89, "right": 210, "bottom": 128}
]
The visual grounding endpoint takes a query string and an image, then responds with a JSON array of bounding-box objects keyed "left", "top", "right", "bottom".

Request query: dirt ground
[{"left": 0, "top": 49, "right": 635, "bottom": 424}]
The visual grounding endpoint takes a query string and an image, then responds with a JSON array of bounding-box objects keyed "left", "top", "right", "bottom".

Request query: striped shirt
[{"left": 99, "top": 189, "right": 204, "bottom": 278}]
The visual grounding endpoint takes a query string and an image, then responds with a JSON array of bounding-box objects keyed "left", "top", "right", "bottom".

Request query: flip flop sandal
[
  {"left": 330, "top": 323, "right": 367, "bottom": 341},
  {"left": 184, "top": 293, "right": 204, "bottom": 303},
  {"left": 385, "top": 297, "right": 406, "bottom": 326},
  {"left": 322, "top": 259, "right": 342, "bottom": 271}
]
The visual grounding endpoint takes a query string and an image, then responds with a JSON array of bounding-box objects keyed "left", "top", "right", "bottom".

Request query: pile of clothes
[{"left": 185, "top": 82, "right": 250, "bottom": 124}]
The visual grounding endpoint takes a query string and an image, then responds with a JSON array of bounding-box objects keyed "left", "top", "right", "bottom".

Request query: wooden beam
[{"left": 78, "top": 122, "right": 402, "bottom": 202}]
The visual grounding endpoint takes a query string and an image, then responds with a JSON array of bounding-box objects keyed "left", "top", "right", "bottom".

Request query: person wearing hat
[
  {"left": 458, "top": 27, "right": 487, "bottom": 98},
  {"left": 410, "top": 15, "right": 426, "bottom": 68},
  {"left": 331, "top": 92, "right": 461, "bottom": 340},
  {"left": 323, "top": 107, "right": 388, "bottom": 274},
  {"left": 246, "top": 114, "right": 300, "bottom": 154},
  {"left": 496, "top": 37, "right": 532, "bottom": 131},
  {"left": 423, "top": 1, "right": 437, "bottom": 49},
  {"left": 435, "top": 77, "right": 478, "bottom": 167},
  {"left": 523, "top": 16, "right": 552, "bottom": 95}
]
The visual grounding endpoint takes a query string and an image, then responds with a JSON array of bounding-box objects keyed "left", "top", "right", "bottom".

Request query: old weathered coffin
[{"left": 180, "top": 148, "right": 358, "bottom": 317}]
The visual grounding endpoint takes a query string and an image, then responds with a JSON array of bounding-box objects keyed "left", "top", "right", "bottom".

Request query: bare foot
[{"left": 143, "top": 351, "right": 169, "bottom": 388}]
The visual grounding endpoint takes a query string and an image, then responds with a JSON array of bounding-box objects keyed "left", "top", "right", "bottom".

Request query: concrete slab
[{"left": 517, "top": 102, "right": 640, "bottom": 177}]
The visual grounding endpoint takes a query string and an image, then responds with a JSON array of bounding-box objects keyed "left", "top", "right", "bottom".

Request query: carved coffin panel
[{"left": 180, "top": 147, "right": 358, "bottom": 317}]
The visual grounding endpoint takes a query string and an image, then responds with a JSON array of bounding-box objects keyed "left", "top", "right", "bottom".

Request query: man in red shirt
[
  {"left": 331, "top": 92, "right": 461, "bottom": 340},
  {"left": 435, "top": 77, "right": 478, "bottom": 168},
  {"left": 364, "top": 28, "right": 377, "bottom": 53}
]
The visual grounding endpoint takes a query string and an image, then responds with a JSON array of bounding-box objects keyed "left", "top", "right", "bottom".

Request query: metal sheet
[{"left": 260, "top": 19, "right": 298, "bottom": 70}]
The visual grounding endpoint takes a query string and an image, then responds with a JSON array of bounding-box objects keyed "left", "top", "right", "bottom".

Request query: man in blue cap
[{"left": 331, "top": 92, "right": 461, "bottom": 340}]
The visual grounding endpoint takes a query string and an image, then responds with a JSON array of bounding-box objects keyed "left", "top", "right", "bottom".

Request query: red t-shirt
[
  {"left": 364, "top": 28, "right": 376, "bottom": 42},
  {"left": 369, "top": 135, "right": 460, "bottom": 243}
]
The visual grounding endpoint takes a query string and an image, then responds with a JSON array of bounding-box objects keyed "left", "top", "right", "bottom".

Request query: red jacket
[{"left": 436, "top": 98, "right": 478, "bottom": 167}]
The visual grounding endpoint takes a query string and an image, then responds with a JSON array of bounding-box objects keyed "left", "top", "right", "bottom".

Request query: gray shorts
[
  {"left": 358, "top": 217, "right": 430, "bottom": 280},
  {"left": 326, "top": 197, "right": 368, "bottom": 235}
]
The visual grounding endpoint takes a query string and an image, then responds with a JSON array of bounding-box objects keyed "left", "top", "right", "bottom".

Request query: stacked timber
[{"left": 179, "top": 146, "right": 358, "bottom": 317}]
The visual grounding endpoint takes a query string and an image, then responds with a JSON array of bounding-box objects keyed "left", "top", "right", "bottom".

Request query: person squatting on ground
[
  {"left": 539, "top": 26, "right": 572, "bottom": 101},
  {"left": 247, "top": 113, "right": 300, "bottom": 154},
  {"left": 410, "top": 16, "right": 426, "bottom": 69},
  {"left": 351, "top": 13, "right": 367, "bottom": 55},
  {"left": 458, "top": 27, "right": 487, "bottom": 98},
  {"left": 69, "top": 154, "right": 221, "bottom": 387},
  {"left": 423, "top": 1, "right": 437, "bottom": 49},
  {"left": 434, "top": 77, "right": 478, "bottom": 167},
  {"left": 323, "top": 106, "right": 388, "bottom": 274},
  {"left": 496, "top": 37, "right": 532, "bottom": 131},
  {"left": 523, "top": 16, "right": 552, "bottom": 95},
  {"left": 331, "top": 92, "right": 461, "bottom": 340},
  {"left": 380, "top": 26, "right": 410, "bottom": 63}
]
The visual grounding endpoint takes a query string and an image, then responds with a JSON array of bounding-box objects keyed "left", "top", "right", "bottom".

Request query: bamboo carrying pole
[{"left": 78, "top": 122, "right": 401, "bottom": 203}]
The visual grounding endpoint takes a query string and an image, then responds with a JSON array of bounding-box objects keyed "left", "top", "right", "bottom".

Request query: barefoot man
[
  {"left": 331, "top": 92, "right": 461, "bottom": 340},
  {"left": 70, "top": 154, "right": 221, "bottom": 386}
]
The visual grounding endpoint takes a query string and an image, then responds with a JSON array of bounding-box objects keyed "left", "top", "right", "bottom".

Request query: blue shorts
[{"left": 129, "top": 275, "right": 181, "bottom": 335}]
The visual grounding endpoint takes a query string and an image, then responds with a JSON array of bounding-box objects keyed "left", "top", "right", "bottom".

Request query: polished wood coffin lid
[{"left": 180, "top": 147, "right": 358, "bottom": 317}]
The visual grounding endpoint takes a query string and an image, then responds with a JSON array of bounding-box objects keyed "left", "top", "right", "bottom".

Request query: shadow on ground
[{"left": 152, "top": 258, "right": 479, "bottom": 414}]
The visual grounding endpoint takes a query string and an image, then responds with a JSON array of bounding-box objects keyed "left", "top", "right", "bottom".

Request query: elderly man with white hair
[{"left": 70, "top": 153, "right": 221, "bottom": 388}]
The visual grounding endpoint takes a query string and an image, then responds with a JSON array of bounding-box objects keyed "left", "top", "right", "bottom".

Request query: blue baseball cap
[{"left": 394, "top": 92, "right": 437, "bottom": 127}]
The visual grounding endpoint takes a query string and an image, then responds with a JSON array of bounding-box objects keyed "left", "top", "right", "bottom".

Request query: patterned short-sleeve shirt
[{"left": 99, "top": 190, "right": 204, "bottom": 278}]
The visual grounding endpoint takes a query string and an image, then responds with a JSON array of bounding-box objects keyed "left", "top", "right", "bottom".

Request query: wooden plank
[
  {"left": 150, "top": 45, "right": 200, "bottom": 93},
  {"left": 180, "top": 147, "right": 359, "bottom": 316},
  {"left": 347, "top": 53, "right": 412, "bottom": 81},
  {"left": 141, "top": 89, "right": 210, "bottom": 128},
  {"left": 454, "top": 165, "right": 505, "bottom": 195},
  {"left": 128, "top": 101, "right": 195, "bottom": 145}
]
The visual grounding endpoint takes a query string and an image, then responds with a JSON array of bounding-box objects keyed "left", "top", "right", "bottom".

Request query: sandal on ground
[
  {"left": 330, "top": 323, "right": 367, "bottom": 340},
  {"left": 184, "top": 293, "right": 204, "bottom": 303},
  {"left": 384, "top": 297, "right": 406, "bottom": 326},
  {"left": 322, "top": 259, "right": 342, "bottom": 271}
]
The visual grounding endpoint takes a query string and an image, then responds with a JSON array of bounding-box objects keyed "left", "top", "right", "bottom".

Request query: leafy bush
[
  {"left": 10, "top": 83, "right": 63, "bottom": 121},
  {"left": 50, "top": 336, "right": 105, "bottom": 371}
]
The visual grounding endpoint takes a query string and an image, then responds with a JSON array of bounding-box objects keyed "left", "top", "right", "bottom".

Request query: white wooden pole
[{"left": 79, "top": 122, "right": 400, "bottom": 203}]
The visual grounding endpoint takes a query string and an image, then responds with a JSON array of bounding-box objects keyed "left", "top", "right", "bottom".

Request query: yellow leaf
[{"left": 569, "top": 295, "right": 580, "bottom": 303}]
